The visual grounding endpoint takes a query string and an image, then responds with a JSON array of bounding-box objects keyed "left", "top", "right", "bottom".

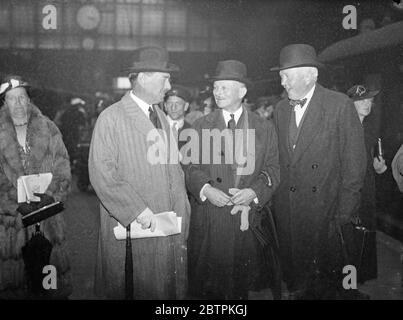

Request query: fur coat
[{"left": 0, "top": 103, "right": 72, "bottom": 299}]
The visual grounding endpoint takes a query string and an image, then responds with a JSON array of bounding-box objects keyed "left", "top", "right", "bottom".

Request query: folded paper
[
  {"left": 17, "top": 173, "right": 53, "bottom": 203},
  {"left": 113, "top": 211, "right": 182, "bottom": 240}
]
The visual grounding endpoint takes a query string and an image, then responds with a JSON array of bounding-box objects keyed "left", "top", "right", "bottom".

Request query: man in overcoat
[
  {"left": 272, "top": 44, "right": 367, "bottom": 299},
  {"left": 88, "top": 47, "right": 190, "bottom": 299},
  {"left": 185, "top": 60, "right": 280, "bottom": 299}
]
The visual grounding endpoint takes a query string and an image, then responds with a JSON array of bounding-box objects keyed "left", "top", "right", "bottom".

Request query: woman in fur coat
[{"left": 0, "top": 75, "right": 72, "bottom": 299}]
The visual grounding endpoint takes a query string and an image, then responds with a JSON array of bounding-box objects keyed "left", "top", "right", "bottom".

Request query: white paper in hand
[
  {"left": 17, "top": 173, "right": 53, "bottom": 203},
  {"left": 113, "top": 211, "right": 182, "bottom": 240}
]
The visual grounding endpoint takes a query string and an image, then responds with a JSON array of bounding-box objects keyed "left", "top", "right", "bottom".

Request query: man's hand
[
  {"left": 203, "top": 185, "right": 231, "bottom": 207},
  {"left": 373, "top": 156, "right": 387, "bottom": 174},
  {"left": 229, "top": 188, "right": 257, "bottom": 206},
  {"left": 136, "top": 208, "right": 156, "bottom": 232}
]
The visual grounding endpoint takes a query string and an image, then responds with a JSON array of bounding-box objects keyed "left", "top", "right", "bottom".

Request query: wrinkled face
[
  {"left": 165, "top": 95, "right": 188, "bottom": 120},
  {"left": 5, "top": 87, "right": 30, "bottom": 120},
  {"left": 279, "top": 67, "right": 312, "bottom": 100},
  {"left": 213, "top": 80, "right": 246, "bottom": 110},
  {"left": 142, "top": 72, "right": 171, "bottom": 104},
  {"left": 354, "top": 98, "right": 374, "bottom": 118}
]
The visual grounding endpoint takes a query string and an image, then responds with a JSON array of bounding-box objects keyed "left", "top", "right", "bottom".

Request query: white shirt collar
[
  {"left": 130, "top": 90, "right": 151, "bottom": 116},
  {"left": 167, "top": 116, "right": 185, "bottom": 130},
  {"left": 222, "top": 105, "right": 243, "bottom": 125}
]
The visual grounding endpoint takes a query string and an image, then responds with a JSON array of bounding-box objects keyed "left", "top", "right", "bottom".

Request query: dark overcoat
[
  {"left": 185, "top": 108, "right": 280, "bottom": 299},
  {"left": 273, "top": 84, "right": 367, "bottom": 290}
]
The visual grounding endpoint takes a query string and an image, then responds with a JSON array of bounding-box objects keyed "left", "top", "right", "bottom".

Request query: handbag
[
  {"left": 22, "top": 202, "right": 64, "bottom": 228},
  {"left": 338, "top": 219, "right": 377, "bottom": 283}
]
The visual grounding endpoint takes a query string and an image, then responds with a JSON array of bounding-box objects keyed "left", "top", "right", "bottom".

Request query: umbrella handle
[{"left": 125, "top": 224, "right": 134, "bottom": 300}]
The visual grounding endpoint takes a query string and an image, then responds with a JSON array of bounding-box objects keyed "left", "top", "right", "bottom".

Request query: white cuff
[{"left": 200, "top": 183, "right": 210, "bottom": 202}]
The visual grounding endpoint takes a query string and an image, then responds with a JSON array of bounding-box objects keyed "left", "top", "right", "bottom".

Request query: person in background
[
  {"left": 164, "top": 85, "right": 192, "bottom": 151},
  {"left": 0, "top": 75, "right": 72, "bottom": 299},
  {"left": 59, "top": 97, "right": 87, "bottom": 167}
]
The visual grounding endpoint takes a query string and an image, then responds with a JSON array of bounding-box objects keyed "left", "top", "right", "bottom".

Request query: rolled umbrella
[{"left": 125, "top": 225, "right": 134, "bottom": 300}]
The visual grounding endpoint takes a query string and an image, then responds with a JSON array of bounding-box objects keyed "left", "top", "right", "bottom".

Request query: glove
[
  {"left": 17, "top": 202, "right": 39, "bottom": 216},
  {"left": 33, "top": 193, "right": 55, "bottom": 208}
]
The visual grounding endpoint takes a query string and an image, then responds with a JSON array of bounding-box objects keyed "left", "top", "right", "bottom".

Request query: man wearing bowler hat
[
  {"left": 185, "top": 60, "right": 280, "bottom": 299},
  {"left": 89, "top": 46, "right": 190, "bottom": 299},
  {"left": 271, "top": 44, "right": 367, "bottom": 299}
]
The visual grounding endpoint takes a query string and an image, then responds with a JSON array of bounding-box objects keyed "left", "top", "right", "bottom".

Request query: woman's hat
[
  {"left": 126, "top": 46, "right": 179, "bottom": 74},
  {"left": 0, "top": 75, "right": 29, "bottom": 97},
  {"left": 392, "top": 144, "right": 403, "bottom": 193},
  {"left": 347, "top": 85, "right": 380, "bottom": 101},
  {"left": 210, "top": 60, "right": 253, "bottom": 87},
  {"left": 270, "top": 44, "right": 324, "bottom": 71}
]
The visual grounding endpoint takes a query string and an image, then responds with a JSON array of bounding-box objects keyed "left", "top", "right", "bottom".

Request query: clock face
[{"left": 76, "top": 5, "right": 101, "bottom": 31}]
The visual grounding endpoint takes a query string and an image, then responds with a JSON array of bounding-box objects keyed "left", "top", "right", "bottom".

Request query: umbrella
[
  {"left": 318, "top": 21, "right": 403, "bottom": 63},
  {"left": 21, "top": 224, "right": 53, "bottom": 298},
  {"left": 250, "top": 206, "right": 282, "bottom": 300}
]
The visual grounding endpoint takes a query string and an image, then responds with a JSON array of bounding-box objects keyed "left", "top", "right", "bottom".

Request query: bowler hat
[
  {"left": 126, "top": 46, "right": 179, "bottom": 74},
  {"left": 392, "top": 144, "right": 403, "bottom": 193},
  {"left": 165, "top": 85, "right": 192, "bottom": 103},
  {"left": 0, "top": 75, "right": 30, "bottom": 97},
  {"left": 210, "top": 60, "right": 252, "bottom": 87},
  {"left": 347, "top": 84, "right": 380, "bottom": 101},
  {"left": 270, "top": 44, "right": 324, "bottom": 71}
]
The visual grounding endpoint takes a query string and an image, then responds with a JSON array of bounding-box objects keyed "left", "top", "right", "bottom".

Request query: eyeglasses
[{"left": 5, "top": 95, "right": 29, "bottom": 104}]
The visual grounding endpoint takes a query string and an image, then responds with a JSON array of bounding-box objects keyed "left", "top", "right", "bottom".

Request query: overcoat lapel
[
  {"left": 291, "top": 85, "right": 325, "bottom": 165},
  {"left": 277, "top": 100, "right": 292, "bottom": 162}
]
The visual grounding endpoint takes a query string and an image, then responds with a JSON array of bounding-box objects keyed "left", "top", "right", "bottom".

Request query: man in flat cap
[
  {"left": 164, "top": 85, "right": 192, "bottom": 151},
  {"left": 185, "top": 60, "right": 280, "bottom": 299},
  {"left": 271, "top": 44, "right": 367, "bottom": 299},
  {"left": 89, "top": 46, "right": 190, "bottom": 299}
]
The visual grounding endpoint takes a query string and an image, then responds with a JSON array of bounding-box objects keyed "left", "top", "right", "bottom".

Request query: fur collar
[{"left": 0, "top": 104, "right": 53, "bottom": 187}]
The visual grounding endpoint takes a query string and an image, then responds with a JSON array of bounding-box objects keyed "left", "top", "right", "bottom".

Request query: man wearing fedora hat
[
  {"left": 272, "top": 44, "right": 367, "bottom": 299},
  {"left": 186, "top": 60, "right": 280, "bottom": 299},
  {"left": 89, "top": 46, "right": 190, "bottom": 299}
]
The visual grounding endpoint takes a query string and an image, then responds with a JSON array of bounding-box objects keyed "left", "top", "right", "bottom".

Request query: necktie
[
  {"left": 289, "top": 98, "right": 307, "bottom": 108},
  {"left": 148, "top": 106, "right": 160, "bottom": 129},
  {"left": 227, "top": 114, "right": 236, "bottom": 131}
]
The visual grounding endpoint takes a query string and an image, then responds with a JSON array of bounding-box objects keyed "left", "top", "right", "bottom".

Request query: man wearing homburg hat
[
  {"left": 271, "top": 44, "right": 367, "bottom": 299},
  {"left": 185, "top": 60, "right": 280, "bottom": 299},
  {"left": 89, "top": 47, "right": 190, "bottom": 299}
]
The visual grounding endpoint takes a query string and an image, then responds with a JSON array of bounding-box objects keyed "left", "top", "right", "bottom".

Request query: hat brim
[
  {"left": 126, "top": 63, "right": 179, "bottom": 74},
  {"left": 209, "top": 76, "right": 253, "bottom": 88},
  {"left": 351, "top": 90, "right": 380, "bottom": 101},
  {"left": 270, "top": 62, "right": 324, "bottom": 72}
]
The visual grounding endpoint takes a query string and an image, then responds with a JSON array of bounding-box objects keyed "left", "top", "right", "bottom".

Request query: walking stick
[{"left": 125, "top": 225, "right": 134, "bottom": 300}]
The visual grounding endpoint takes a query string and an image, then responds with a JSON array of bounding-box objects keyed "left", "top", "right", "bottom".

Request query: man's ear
[
  {"left": 184, "top": 102, "right": 189, "bottom": 112},
  {"left": 239, "top": 86, "right": 247, "bottom": 99}
]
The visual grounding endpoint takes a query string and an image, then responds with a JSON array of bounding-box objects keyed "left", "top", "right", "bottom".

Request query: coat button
[
  {"left": 220, "top": 151, "right": 225, "bottom": 157},
  {"left": 216, "top": 177, "right": 222, "bottom": 183},
  {"left": 312, "top": 186, "right": 317, "bottom": 192},
  {"left": 312, "top": 164, "right": 318, "bottom": 169},
  {"left": 286, "top": 164, "right": 290, "bottom": 169},
  {"left": 290, "top": 186, "right": 296, "bottom": 192}
]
